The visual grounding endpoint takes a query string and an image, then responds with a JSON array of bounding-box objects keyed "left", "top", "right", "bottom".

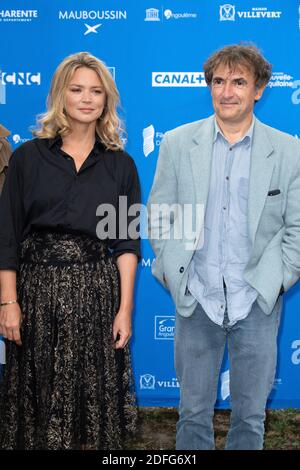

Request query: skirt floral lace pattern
[{"left": 0, "top": 231, "right": 137, "bottom": 450}]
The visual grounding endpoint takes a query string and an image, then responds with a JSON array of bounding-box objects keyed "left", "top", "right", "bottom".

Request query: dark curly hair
[{"left": 204, "top": 44, "right": 272, "bottom": 89}]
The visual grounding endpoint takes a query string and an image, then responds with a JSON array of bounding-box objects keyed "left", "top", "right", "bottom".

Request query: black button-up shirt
[{"left": 0, "top": 136, "right": 141, "bottom": 270}]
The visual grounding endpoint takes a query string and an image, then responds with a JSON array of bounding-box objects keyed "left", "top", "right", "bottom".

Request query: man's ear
[{"left": 254, "top": 85, "right": 266, "bottom": 102}]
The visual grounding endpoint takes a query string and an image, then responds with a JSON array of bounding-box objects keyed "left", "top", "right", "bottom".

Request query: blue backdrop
[{"left": 0, "top": 0, "right": 299, "bottom": 408}]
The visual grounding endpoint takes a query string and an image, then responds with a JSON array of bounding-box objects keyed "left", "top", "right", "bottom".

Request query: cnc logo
[{"left": 1, "top": 72, "right": 41, "bottom": 86}]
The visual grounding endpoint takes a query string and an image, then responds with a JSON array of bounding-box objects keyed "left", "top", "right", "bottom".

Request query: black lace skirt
[{"left": 0, "top": 231, "right": 137, "bottom": 449}]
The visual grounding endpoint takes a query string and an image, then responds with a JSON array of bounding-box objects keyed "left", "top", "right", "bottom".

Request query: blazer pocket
[
  {"left": 268, "top": 189, "right": 281, "bottom": 197},
  {"left": 265, "top": 191, "right": 283, "bottom": 205}
]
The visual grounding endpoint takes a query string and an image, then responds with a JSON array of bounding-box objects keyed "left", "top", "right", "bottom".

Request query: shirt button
[
  {"left": 223, "top": 206, "right": 226, "bottom": 210},
  {"left": 229, "top": 147, "right": 232, "bottom": 151},
  {"left": 220, "top": 305, "right": 224, "bottom": 309},
  {"left": 179, "top": 266, "right": 184, "bottom": 273},
  {"left": 226, "top": 176, "right": 229, "bottom": 180}
]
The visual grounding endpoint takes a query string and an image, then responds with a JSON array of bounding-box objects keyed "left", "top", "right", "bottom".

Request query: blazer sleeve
[
  {"left": 147, "top": 132, "right": 179, "bottom": 287},
  {"left": 282, "top": 152, "right": 300, "bottom": 292}
]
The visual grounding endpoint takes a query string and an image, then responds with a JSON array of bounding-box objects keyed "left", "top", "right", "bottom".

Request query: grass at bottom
[{"left": 125, "top": 407, "right": 300, "bottom": 450}]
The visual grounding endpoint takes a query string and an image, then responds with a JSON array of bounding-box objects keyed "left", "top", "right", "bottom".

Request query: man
[
  {"left": 0, "top": 124, "right": 12, "bottom": 195},
  {"left": 147, "top": 45, "right": 300, "bottom": 450}
]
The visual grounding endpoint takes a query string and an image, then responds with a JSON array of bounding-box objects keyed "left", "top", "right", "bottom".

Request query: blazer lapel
[
  {"left": 248, "top": 119, "right": 275, "bottom": 245},
  {"left": 188, "top": 116, "right": 215, "bottom": 207}
]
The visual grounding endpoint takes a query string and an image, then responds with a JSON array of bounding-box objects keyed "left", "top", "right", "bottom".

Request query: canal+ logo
[{"left": 152, "top": 72, "right": 207, "bottom": 87}]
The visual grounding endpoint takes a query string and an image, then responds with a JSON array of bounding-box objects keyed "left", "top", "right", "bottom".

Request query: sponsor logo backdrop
[{"left": 0, "top": 0, "right": 299, "bottom": 408}]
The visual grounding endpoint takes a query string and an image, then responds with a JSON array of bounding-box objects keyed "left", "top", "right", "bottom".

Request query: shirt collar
[
  {"left": 47, "top": 133, "right": 106, "bottom": 154},
  {"left": 48, "top": 134, "right": 62, "bottom": 149},
  {"left": 213, "top": 116, "right": 255, "bottom": 147}
]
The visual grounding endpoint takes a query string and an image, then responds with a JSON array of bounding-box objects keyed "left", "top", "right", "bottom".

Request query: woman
[{"left": 0, "top": 52, "right": 140, "bottom": 450}]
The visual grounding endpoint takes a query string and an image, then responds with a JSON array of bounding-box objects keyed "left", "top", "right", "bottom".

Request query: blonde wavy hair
[{"left": 34, "top": 52, "right": 124, "bottom": 150}]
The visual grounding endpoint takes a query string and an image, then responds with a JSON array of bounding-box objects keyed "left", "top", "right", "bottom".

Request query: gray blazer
[{"left": 147, "top": 115, "right": 300, "bottom": 317}]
